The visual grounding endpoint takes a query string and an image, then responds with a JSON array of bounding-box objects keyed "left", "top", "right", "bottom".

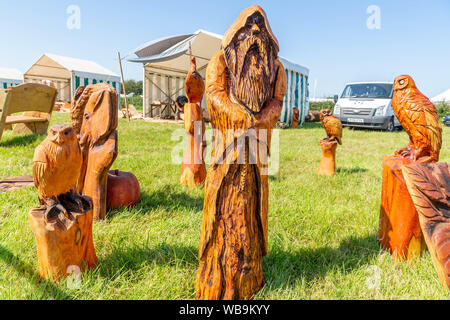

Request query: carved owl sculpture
[
  {"left": 320, "top": 109, "right": 343, "bottom": 145},
  {"left": 33, "top": 125, "right": 82, "bottom": 203},
  {"left": 185, "top": 56, "right": 205, "bottom": 104},
  {"left": 392, "top": 75, "right": 442, "bottom": 162}
]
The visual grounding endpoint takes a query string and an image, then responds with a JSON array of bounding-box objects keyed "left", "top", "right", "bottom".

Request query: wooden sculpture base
[
  {"left": 378, "top": 156, "right": 427, "bottom": 261},
  {"left": 29, "top": 193, "right": 97, "bottom": 280},
  {"left": 402, "top": 163, "right": 450, "bottom": 289},
  {"left": 317, "top": 139, "right": 337, "bottom": 176}
]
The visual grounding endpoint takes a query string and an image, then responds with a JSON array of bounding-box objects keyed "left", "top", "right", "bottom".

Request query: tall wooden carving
[
  {"left": 378, "top": 75, "right": 442, "bottom": 261},
  {"left": 196, "top": 5, "right": 287, "bottom": 300},
  {"left": 402, "top": 163, "right": 450, "bottom": 290},
  {"left": 29, "top": 125, "right": 97, "bottom": 279},
  {"left": 180, "top": 54, "right": 207, "bottom": 189},
  {"left": 318, "top": 109, "right": 342, "bottom": 176},
  {"left": 70, "top": 83, "right": 118, "bottom": 220}
]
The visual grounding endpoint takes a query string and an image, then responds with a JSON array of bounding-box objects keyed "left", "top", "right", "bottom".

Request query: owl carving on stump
[
  {"left": 392, "top": 75, "right": 442, "bottom": 163},
  {"left": 33, "top": 125, "right": 88, "bottom": 221},
  {"left": 320, "top": 109, "right": 342, "bottom": 145}
]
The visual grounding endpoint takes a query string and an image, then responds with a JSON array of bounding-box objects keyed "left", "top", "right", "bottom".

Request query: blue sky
[{"left": 0, "top": 0, "right": 449, "bottom": 97}]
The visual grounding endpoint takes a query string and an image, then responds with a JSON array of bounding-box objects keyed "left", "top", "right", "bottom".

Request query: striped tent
[{"left": 278, "top": 57, "right": 309, "bottom": 127}]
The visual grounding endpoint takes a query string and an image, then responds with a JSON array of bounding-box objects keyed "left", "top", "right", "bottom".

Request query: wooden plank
[{"left": 5, "top": 115, "right": 48, "bottom": 124}]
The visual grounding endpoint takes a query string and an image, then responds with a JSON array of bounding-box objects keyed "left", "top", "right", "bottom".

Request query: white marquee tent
[
  {"left": 128, "top": 29, "right": 309, "bottom": 126},
  {"left": 25, "top": 54, "right": 121, "bottom": 102},
  {"left": 432, "top": 89, "right": 450, "bottom": 103},
  {"left": 0, "top": 68, "right": 23, "bottom": 89}
]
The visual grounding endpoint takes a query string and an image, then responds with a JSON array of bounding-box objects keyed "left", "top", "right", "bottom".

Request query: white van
[{"left": 333, "top": 82, "right": 401, "bottom": 132}]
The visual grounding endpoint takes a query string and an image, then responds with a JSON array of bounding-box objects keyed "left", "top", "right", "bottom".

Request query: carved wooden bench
[{"left": 0, "top": 83, "right": 57, "bottom": 141}]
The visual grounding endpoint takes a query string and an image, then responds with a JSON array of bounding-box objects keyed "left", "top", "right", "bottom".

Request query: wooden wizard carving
[{"left": 196, "top": 5, "right": 287, "bottom": 300}]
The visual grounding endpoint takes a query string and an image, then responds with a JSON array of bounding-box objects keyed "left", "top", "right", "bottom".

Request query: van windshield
[{"left": 341, "top": 83, "right": 393, "bottom": 99}]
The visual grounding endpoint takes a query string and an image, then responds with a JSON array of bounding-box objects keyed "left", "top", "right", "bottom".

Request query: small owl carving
[
  {"left": 33, "top": 125, "right": 82, "bottom": 213},
  {"left": 392, "top": 75, "right": 442, "bottom": 162},
  {"left": 320, "top": 109, "right": 343, "bottom": 145}
]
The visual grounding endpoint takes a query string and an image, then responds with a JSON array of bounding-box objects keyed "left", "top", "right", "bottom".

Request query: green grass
[{"left": 0, "top": 112, "right": 449, "bottom": 300}]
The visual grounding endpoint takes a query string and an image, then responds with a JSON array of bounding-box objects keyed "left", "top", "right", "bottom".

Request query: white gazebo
[
  {"left": 128, "top": 29, "right": 309, "bottom": 126},
  {"left": 432, "top": 89, "right": 450, "bottom": 103},
  {"left": 24, "top": 54, "right": 121, "bottom": 102},
  {"left": 0, "top": 68, "right": 23, "bottom": 89}
]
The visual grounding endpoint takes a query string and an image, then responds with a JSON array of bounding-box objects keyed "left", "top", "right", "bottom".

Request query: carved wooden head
[
  {"left": 48, "top": 125, "right": 77, "bottom": 146},
  {"left": 319, "top": 109, "right": 332, "bottom": 120},
  {"left": 222, "top": 5, "right": 279, "bottom": 113},
  {"left": 71, "top": 83, "right": 118, "bottom": 148},
  {"left": 393, "top": 75, "right": 416, "bottom": 91}
]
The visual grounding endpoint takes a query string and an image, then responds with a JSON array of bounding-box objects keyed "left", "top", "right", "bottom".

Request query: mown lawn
[{"left": 0, "top": 112, "right": 449, "bottom": 300}]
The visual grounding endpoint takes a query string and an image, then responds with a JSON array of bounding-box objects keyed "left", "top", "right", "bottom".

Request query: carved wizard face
[
  {"left": 48, "top": 125, "right": 77, "bottom": 146},
  {"left": 223, "top": 7, "right": 278, "bottom": 113}
]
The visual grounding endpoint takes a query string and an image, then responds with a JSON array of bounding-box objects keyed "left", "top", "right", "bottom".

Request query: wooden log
[
  {"left": 317, "top": 139, "right": 337, "bottom": 176},
  {"left": 196, "top": 5, "right": 286, "bottom": 300},
  {"left": 402, "top": 163, "right": 450, "bottom": 289},
  {"left": 28, "top": 194, "right": 97, "bottom": 280},
  {"left": 378, "top": 156, "right": 427, "bottom": 261}
]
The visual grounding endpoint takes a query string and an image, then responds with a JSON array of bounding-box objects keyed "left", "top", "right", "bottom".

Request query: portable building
[
  {"left": 0, "top": 68, "right": 23, "bottom": 89},
  {"left": 24, "top": 54, "right": 121, "bottom": 102}
]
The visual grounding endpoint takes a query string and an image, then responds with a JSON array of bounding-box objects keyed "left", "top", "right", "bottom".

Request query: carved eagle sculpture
[
  {"left": 320, "top": 109, "right": 343, "bottom": 145},
  {"left": 33, "top": 125, "right": 82, "bottom": 221},
  {"left": 392, "top": 75, "right": 442, "bottom": 162}
]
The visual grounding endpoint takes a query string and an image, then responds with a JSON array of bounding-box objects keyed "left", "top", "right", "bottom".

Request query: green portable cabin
[{"left": 278, "top": 57, "right": 309, "bottom": 127}]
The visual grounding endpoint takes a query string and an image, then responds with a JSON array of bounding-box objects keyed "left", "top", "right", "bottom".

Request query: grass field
[{"left": 0, "top": 112, "right": 448, "bottom": 300}]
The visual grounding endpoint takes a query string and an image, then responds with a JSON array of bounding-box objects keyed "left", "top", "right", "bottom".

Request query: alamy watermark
[
  {"left": 66, "top": 5, "right": 81, "bottom": 30},
  {"left": 366, "top": 5, "right": 381, "bottom": 30}
]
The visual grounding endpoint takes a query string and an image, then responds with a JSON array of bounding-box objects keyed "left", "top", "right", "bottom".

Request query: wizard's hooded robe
[{"left": 196, "top": 5, "right": 287, "bottom": 300}]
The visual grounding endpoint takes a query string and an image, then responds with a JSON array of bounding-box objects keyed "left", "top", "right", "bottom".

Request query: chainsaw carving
[
  {"left": 70, "top": 83, "right": 118, "bottom": 220},
  {"left": 196, "top": 5, "right": 286, "bottom": 300},
  {"left": 30, "top": 125, "right": 97, "bottom": 279},
  {"left": 180, "top": 55, "right": 207, "bottom": 189},
  {"left": 317, "top": 109, "right": 342, "bottom": 176},
  {"left": 378, "top": 76, "right": 443, "bottom": 261},
  {"left": 403, "top": 163, "right": 450, "bottom": 290}
]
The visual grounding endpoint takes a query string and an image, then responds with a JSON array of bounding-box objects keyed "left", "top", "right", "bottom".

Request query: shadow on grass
[
  {"left": 0, "top": 134, "right": 40, "bottom": 147},
  {"left": 336, "top": 167, "right": 368, "bottom": 174},
  {"left": 98, "top": 242, "right": 198, "bottom": 282},
  {"left": 133, "top": 185, "right": 204, "bottom": 213},
  {"left": 0, "top": 244, "right": 73, "bottom": 299},
  {"left": 264, "top": 233, "right": 378, "bottom": 290}
]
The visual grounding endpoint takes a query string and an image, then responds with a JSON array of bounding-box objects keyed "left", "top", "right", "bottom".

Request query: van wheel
[{"left": 386, "top": 117, "right": 395, "bottom": 132}]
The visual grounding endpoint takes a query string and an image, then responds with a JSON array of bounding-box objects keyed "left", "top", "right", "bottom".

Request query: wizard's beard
[{"left": 224, "top": 33, "right": 276, "bottom": 113}]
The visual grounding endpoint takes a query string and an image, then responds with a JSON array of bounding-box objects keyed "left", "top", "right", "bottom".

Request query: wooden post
[
  {"left": 378, "top": 156, "right": 426, "bottom": 261},
  {"left": 118, "top": 52, "right": 130, "bottom": 122},
  {"left": 317, "top": 139, "right": 337, "bottom": 176}
]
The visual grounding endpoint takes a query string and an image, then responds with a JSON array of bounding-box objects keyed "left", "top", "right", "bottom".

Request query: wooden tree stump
[
  {"left": 29, "top": 193, "right": 97, "bottom": 280},
  {"left": 378, "top": 156, "right": 427, "bottom": 261},
  {"left": 317, "top": 139, "right": 337, "bottom": 176},
  {"left": 402, "top": 163, "right": 450, "bottom": 290}
]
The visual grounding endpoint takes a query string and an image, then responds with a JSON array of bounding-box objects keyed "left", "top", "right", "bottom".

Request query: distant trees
[{"left": 124, "top": 80, "right": 143, "bottom": 96}]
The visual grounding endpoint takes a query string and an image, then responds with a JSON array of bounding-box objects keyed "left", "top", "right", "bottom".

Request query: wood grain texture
[
  {"left": 402, "top": 163, "right": 450, "bottom": 289},
  {"left": 196, "top": 5, "right": 286, "bottom": 300},
  {"left": 317, "top": 139, "right": 337, "bottom": 176},
  {"left": 70, "top": 84, "right": 118, "bottom": 220},
  {"left": 378, "top": 156, "right": 427, "bottom": 261},
  {"left": 29, "top": 193, "right": 97, "bottom": 280},
  {"left": 180, "top": 56, "right": 207, "bottom": 189},
  {"left": 392, "top": 75, "right": 442, "bottom": 163}
]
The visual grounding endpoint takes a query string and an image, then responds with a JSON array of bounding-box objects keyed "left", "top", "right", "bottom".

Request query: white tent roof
[
  {"left": 128, "top": 29, "right": 308, "bottom": 77},
  {"left": 44, "top": 53, "right": 119, "bottom": 77},
  {"left": 0, "top": 67, "right": 23, "bottom": 81},
  {"left": 432, "top": 89, "right": 450, "bottom": 103}
]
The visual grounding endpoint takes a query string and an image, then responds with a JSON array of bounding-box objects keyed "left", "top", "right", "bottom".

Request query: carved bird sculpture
[
  {"left": 320, "top": 109, "right": 343, "bottom": 144},
  {"left": 185, "top": 56, "right": 205, "bottom": 104},
  {"left": 33, "top": 125, "right": 82, "bottom": 221},
  {"left": 392, "top": 75, "right": 442, "bottom": 162}
]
